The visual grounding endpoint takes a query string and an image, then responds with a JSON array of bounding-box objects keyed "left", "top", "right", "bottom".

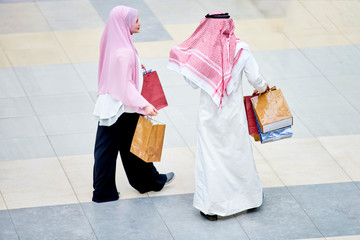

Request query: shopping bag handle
[
  {"left": 145, "top": 115, "right": 162, "bottom": 124},
  {"left": 142, "top": 64, "right": 153, "bottom": 76},
  {"left": 141, "top": 64, "right": 148, "bottom": 73},
  {"left": 254, "top": 86, "right": 276, "bottom": 96}
]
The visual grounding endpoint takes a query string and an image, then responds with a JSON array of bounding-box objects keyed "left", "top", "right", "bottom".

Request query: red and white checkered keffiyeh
[{"left": 168, "top": 11, "right": 242, "bottom": 107}]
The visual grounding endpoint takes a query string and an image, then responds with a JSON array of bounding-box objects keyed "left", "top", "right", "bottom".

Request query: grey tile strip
[
  {"left": 89, "top": 0, "right": 172, "bottom": 42},
  {"left": 9, "top": 204, "right": 97, "bottom": 240},
  {"left": 288, "top": 182, "right": 360, "bottom": 237},
  {"left": 0, "top": 191, "right": 18, "bottom": 240},
  {"left": 236, "top": 187, "right": 323, "bottom": 240},
  {"left": 82, "top": 198, "right": 174, "bottom": 240},
  {"left": 1, "top": 182, "right": 360, "bottom": 240}
]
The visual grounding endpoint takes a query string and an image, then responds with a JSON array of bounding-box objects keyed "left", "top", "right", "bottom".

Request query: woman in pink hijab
[
  {"left": 168, "top": 12, "right": 268, "bottom": 220},
  {"left": 92, "top": 6, "right": 174, "bottom": 203}
]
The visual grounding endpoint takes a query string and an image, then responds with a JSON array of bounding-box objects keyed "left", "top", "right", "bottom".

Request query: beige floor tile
[
  {"left": 233, "top": 18, "right": 296, "bottom": 51},
  {"left": 134, "top": 40, "right": 177, "bottom": 59},
  {"left": 5, "top": 48, "right": 69, "bottom": 67},
  {"left": 0, "top": 157, "right": 78, "bottom": 209},
  {"left": 234, "top": 18, "right": 286, "bottom": 36},
  {"left": 59, "top": 154, "right": 94, "bottom": 203},
  {"left": 0, "top": 3, "right": 50, "bottom": 34},
  {"left": 298, "top": 0, "right": 342, "bottom": 33},
  {"left": 163, "top": 24, "right": 199, "bottom": 44},
  {"left": 0, "top": 32, "right": 59, "bottom": 49},
  {"left": 60, "top": 154, "right": 145, "bottom": 202},
  {"left": 342, "top": 27, "right": 360, "bottom": 45},
  {"left": 252, "top": 145, "right": 284, "bottom": 188},
  {"left": 318, "top": 135, "right": 360, "bottom": 181},
  {"left": 0, "top": 32, "right": 69, "bottom": 66},
  {"left": 164, "top": 19, "right": 296, "bottom": 52},
  {"left": 254, "top": 138, "right": 351, "bottom": 186},
  {"left": 0, "top": 47, "right": 10, "bottom": 68},
  {"left": 282, "top": 0, "right": 332, "bottom": 37},
  {"left": 326, "top": 236, "right": 360, "bottom": 240},
  {"left": 300, "top": 0, "right": 360, "bottom": 31},
  {"left": 288, "top": 32, "right": 351, "bottom": 48},
  {"left": 148, "top": 147, "right": 196, "bottom": 197},
  {"left": 241, "top": 32, "right": 296, "bottom": 51},
  {"left": 189, "top": 146, "right": 196, "bottom": 156},
  {"left": 296, "top": 238, "right": 325, "bottom": 240},
  {"left": 55, "top": 29, "right": 102, "bottom": 63},
  {"left": 0, "top": 192, "right": 6, "bottom": 210}
]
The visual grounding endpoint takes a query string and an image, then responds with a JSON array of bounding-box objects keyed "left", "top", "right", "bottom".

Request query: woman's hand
[{"left": 144, "top": 105, "right": 158, "bottom": 116}]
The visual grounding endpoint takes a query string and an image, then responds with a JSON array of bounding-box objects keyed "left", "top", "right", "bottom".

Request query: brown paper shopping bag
[
  {"left": 251, "top": 87, "right": 293, "bottom": 133},
  {"left": 130, "top": 116, "right": 166, "bottom": 163}
]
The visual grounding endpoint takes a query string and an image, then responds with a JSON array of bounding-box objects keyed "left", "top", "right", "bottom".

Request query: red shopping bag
[
  {"left": 141, "top": 65, "right": 168, "bottom": 110},
  {"left": 244, "top": 92, "right": 260, "bottom": 141}
]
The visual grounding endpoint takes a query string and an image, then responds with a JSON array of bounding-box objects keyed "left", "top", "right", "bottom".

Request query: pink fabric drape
[
  {"left": 169, "top": 11, "right": 242, "bottom": 107},
  {"left": 97, "top": 6, "right": 150, "bottom": 112}
]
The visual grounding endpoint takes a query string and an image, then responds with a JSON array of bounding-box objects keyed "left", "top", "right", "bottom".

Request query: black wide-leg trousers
[{"left": 92, "top": 113, "right": 167, "bottom": 203}]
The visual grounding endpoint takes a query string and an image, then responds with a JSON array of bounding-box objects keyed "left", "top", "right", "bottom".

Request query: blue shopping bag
[{"left": 253, "top": 109, "right": 293, "bottom": 144}]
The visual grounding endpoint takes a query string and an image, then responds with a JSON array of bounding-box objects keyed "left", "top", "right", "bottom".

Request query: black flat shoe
[{"left": 200, "top": 211, "right": 218, "bottom": 221}]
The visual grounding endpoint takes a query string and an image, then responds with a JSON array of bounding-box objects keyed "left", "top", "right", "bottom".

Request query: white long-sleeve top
[{"left": 93, "top": 56, "right": 144, "bottom": 126}]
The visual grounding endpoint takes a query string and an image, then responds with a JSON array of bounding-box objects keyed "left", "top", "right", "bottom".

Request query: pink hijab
[
  {"left": 97, "top": 6, "right": 149, "bottom": 112},
  {"left": 168, "top": 11, "right": 242, "bottom": 107}
]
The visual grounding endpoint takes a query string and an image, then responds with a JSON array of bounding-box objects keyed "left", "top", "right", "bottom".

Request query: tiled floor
[{"left": 1, "top": 0, "right": 360, "bottom": 239}]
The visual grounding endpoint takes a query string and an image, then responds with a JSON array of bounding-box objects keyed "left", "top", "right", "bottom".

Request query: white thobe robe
[{"left": 188, "top": 42, "right": 268, "bottom": 216}]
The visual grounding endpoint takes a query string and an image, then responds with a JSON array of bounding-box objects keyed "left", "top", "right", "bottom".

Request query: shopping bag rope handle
[
  {"left": 254, "top": 86, "right": 276, "bottom": 96},
  {"left": 145, "top": 115, "right": 162, "bottom": 124},
  {"left": 141, "top": 64, "right": 149, "bottom": 74}
]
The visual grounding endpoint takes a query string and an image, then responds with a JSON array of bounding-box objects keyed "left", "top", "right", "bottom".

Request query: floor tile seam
[
  {"left": 1, "top": 44, "right": 356, "bottom": 69},
  {"left": 233, "top": 214, "right": 252, "bottom": 240},
  {"left": 314, "top": 136, "right": 359, "bottom": 183},
  {"left": 52, "top": 155, "right": 100, "bottom": 239},
  {"left": 166, "top": 116, "right": 197, "bottom": 158},
  {"left": 298, "top": 0, "right": 360, "bottom": 49},
  {"left": 163, "top": 20, "right": 356, "bottom": 47},
  {"left": 0, "top": 190, "right": 21, "bottom": 240},
  {"left": 1, "top": 40, "right": 358, "bottom": 68},
  {"left": 284, "top": 182, "right": 360, "bottom": 239},
  {"left": 33, "top": 0, "right": 97, "bottom": 103},
  {"left": 0, "top": 38, "right": 15, "bottom": 69},
  {"left": 253, "top": 141, "right": 288, "bottom": 187},
  {"left": 2, "top": 181, "right": 359, "bottom": 212},
  {"left": 279, "top": 26, "right": 360, "bottom": 116},
  {"left": 253, "top": 133, "right": 355, "bottom": 238},
  {"left": 0, "top": 125, "right": 95, "bottom": 140},
  {"left": 296, "top": 47, "right": 360, "bottom": 116},
  {"left": 0, "top": 3, "right": 73, "bottom": 67},
  {"left": 297, "top": 0, "right": 333, "bottom": 33},
  {"left": 3, "top": 58, "right": 100, "bottom": 238},
  {"left": 2, "top": 64, "right": 62, "bottom": 154},
  {"left": 0, "top": 31, "right": 73, "bottom": 68},
  {"left": 0, "top": 24, "right": 355, "bottom": 47},
  {"left": 290, "top": 107, "right": 359, "bottom": 138},
  {"left": 264, "top": 183, "right": 324, "bottom": 239},
  {"left": 287, "top": 110, "right": 316, "bottom": 138},
  {"left": 49, "top": 143, "right": 100, "bottom": 239},
  {"left": 254, "top": 140, "right": 329, "bottom": 237},
  {"left": 254, "top": 130, "right": 359, "bottom": 184},
  {"left": 147, "top": 195, "right": 176, "bottom": 240}
]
